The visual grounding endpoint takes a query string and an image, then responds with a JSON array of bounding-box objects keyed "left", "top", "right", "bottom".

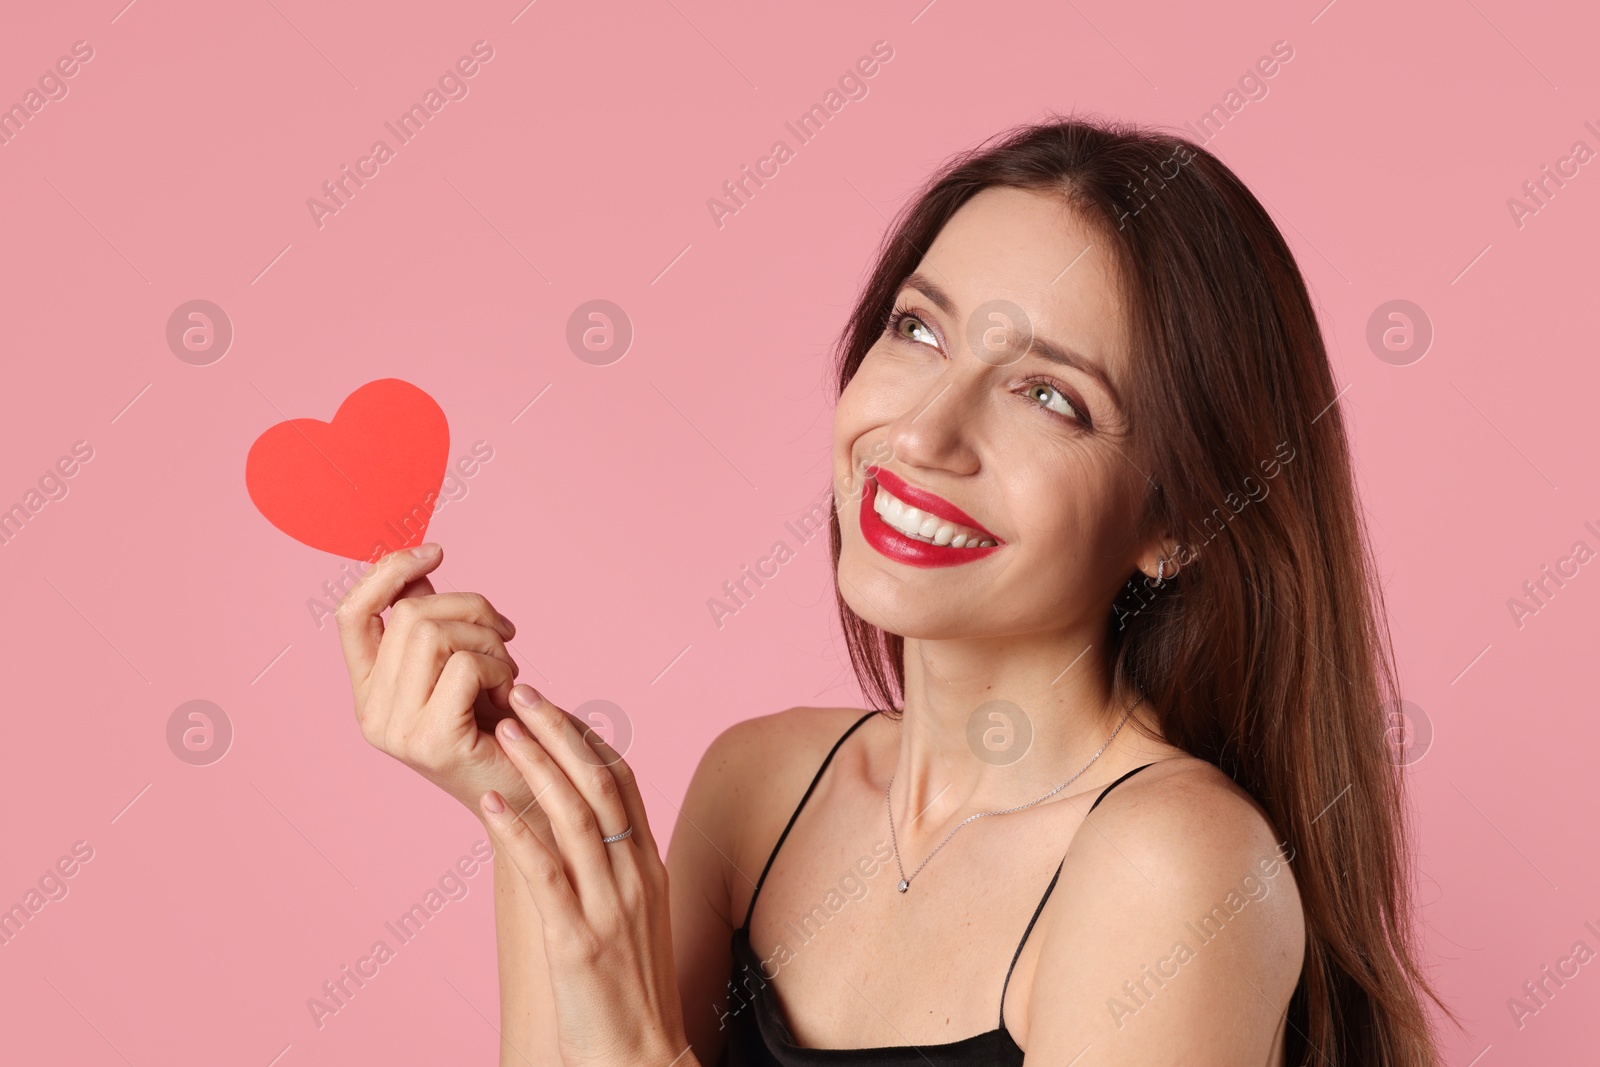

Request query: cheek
[
  {"left": 850, "top": 344, "right": 940, "bottom": 416},
  {"left": 1015, "top": 501, "right": 1101, "bottom": 583},
  {"left": 838, "top": 348, "right": 940, "bottom": 446},
  {"left": 833, "top": 379, "right": 870, "bottom": 486},
  {"left": 834, "top": 359, "right": 900, "bottom": 466},
  {"left": 1002, "top": 450, "right": 1134, "bottom": 565},
  {"left": 834, "top": 372, "right": 871, "bottom": 449}
]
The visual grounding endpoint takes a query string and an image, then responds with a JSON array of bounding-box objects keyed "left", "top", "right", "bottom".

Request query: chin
[{"left": 835, "top": 546, "right": 980, "bottom": 641}]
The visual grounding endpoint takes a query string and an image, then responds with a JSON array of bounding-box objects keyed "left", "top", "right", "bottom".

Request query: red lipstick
[{"left": 857, "top": 466, "right": 1003, "bottom": 569}]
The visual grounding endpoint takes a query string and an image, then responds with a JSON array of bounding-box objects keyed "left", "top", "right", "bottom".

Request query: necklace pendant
[{"left": 897, "top": 879, "right": 909, "bottom": 893}]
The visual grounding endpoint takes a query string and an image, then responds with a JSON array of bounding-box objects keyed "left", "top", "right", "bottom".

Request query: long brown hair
[{"left": 824, "top": 114, "right": 1455, "bottom": 1065}]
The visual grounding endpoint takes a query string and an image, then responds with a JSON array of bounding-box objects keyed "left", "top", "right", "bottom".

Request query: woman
[{"left": 336, "top": 116, "right": 1453, "bottom": 1065}]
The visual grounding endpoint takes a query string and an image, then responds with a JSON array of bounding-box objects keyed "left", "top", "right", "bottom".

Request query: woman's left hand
[{"left": 479, "top": 683, "right": 696, "bottom": 1067}]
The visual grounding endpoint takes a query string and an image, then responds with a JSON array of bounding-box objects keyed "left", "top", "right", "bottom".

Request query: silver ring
[{"left": 601, "top": 826, "right": 633, "bottom": 844}]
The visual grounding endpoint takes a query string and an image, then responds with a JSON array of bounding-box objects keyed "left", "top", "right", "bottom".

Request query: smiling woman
[
  {"left": 707, "top": 115, "right": 1449, "bottom": 1065},
  {"left": 334, "top": 114, "right": 1452, "bottom": 1067}
]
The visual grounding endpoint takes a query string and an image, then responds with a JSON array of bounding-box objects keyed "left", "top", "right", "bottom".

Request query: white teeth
[{"left": 872, "top": 482, "right": 996, "bottom": 548}]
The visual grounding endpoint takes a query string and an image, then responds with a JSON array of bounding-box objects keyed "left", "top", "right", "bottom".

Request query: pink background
[{"left": 2, "top": 0, "right": 1596, "bottom": 1062}]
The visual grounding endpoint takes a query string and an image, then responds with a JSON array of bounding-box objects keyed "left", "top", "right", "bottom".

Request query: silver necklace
[{"left": 886, "top": 692, "right": 1144, "bottom": 893}]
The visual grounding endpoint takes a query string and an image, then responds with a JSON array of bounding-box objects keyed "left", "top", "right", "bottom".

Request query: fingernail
[
  {"left": 499, "top": 717, "right": 526, "bottom": 742},
  {"left": 511, "top": 684, "right": 540, "bottom": 707},
  {"left": 481, "top": 791, "right": 506, "bottom": 814},
  {"left": 410, "top": 543, "right": 439, "bottom": 558}
]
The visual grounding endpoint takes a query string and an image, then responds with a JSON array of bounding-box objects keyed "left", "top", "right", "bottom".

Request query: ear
[{"left": 1137, "top": 536, "right": 1185, "bottom": 584}]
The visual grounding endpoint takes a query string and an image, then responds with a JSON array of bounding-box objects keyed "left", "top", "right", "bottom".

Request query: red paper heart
[{"left": 246, "top": 378, "right": 450, "bottom": 561}]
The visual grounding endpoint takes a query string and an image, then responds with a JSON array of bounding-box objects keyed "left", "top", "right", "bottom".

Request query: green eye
[
  {"left": 1022, "top": 379, "right": 1085, "bottom": 423},
  {"left": 888, "top": 308, "right": 938, "bottom": 348}
]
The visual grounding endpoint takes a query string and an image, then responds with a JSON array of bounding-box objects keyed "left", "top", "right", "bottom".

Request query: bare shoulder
[
  {"left": 667, "top": 707, "right": 877, "bottom": 1058},
  {"left": 670, "top": 706, "right": 877, "bottom": 909},
  {"left": 1021, "top": 756, "right": 1306, "bottom": 1060},
  {"left": 1073, "top": 756, "right": 1299, "bottom": 890},
  {"left": 691, "top": 706, "right": 876, "bottom": 826},
  {"left": 698, "top": 705, "right": 875, "bottom": 794}
]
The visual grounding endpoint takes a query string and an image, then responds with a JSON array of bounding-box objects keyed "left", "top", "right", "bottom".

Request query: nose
[{"left": 882, "top": 362, "right": 984, "bottom": 476}]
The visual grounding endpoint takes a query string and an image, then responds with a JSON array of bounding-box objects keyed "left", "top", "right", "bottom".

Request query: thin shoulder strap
[
  {"left": 740, "top": 710, "right": 880, "bottom": 931},
  {"left": 997, "top": 761, "right": 1158, "bottom": 1029}
]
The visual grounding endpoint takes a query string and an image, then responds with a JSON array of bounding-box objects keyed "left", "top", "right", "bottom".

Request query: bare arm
[{"left": 491, "top": 821, "right": 563, "bottom": 1066}]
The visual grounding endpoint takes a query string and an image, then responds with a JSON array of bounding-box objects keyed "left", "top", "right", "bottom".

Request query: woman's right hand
[{"left": 334, "top": 542, "right": 544, "bottom": 822}]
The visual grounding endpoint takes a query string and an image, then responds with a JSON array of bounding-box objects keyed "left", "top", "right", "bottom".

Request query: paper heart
[{"left": 246, "top": 378, "right": 450, "bottom": 561}]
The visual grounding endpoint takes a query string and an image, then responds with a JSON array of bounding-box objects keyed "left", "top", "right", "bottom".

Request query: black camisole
[{"left": 716, "top": 709, "right": 1158, "bottom": 1066}]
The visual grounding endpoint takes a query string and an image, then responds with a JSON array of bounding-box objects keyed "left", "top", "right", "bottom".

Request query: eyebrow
[{"left": 900, "top": 271, "right": 1123, "bottom": 410}]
